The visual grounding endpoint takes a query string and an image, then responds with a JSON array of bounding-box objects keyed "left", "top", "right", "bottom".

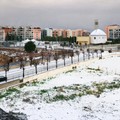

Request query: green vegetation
[
  {"left": 87, "top": 67, "right": 101, "bottom": 71},
  {"left": 64, "top": 69, "right": 74, "bottom": 73},
  {"left": 0, "top": 88, "right": 20, "bottom": 99},
  {"left": 41, "top": 36, "right": 76, "bottom": 45},
  {"left": 19, "top": 83, "right": 27, "bottom": 88},
  {"left": 24, "top": 41, "right": 36, "bottom": 53},
  {"left": 40, "top": 90, "right": 48, "bottom": 95},
  {"left": 39, "top": 79, "right": 120, "bottom": 102}
]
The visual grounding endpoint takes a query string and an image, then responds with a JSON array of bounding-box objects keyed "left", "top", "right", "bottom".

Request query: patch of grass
[
  {"left": 69, "top": 94, "right": 77, "bottom": 100},
  {"left": 38, "top": 89, "right": 48, "bottom": 95},
  {"left": 87, "top": 67, "right": 101, "bottom": 71},
  {"left": 19, "top": 83, "right": 27, "bottom": 88},
  {"left": 46, "top": 79, "right": 120, "bottom": 103},
  {"left": 65, "top": 70, "right": 74, "bottom": 73},
  {"left": 52, "top": 94, "right": 68, "bottom": 101},
  {"left": 31, "top": 80, "right": 38, "bottom": 86},
  {"left": 0, "top": 87, "right": 20, "bottom": 99}
]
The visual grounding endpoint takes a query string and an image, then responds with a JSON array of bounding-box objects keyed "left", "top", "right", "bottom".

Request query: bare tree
[
  {"left": 19, "top": 56, "right": 26, "bottom": 78},
  {"left": 68, "top": 50, "right": 74, "bottom": 64},
  {"left": 45, "top": 52, "right": 51, "bottom": 71},
  {"left": 29, "top": 53, "right": 34, "bottom": 66},
  {"left": 82, "top": 51, "right": 85, "bottom": 61},
  {"left": 54, "top": 52, "right": 59, "bottom": 68},
  {"left": 76, "top": 50, "right": 80, "bottom": 62},
  {"left": 94, "top": 49, "right": 98, "bottom": 57},
  {"left": 32, "top": 59, "right": 39, "bottom": 74},
  {"left": 87, "top": 49, "right": 90, "bottom": 60},
  {"left": 3, "top": 57, "right": 12, "bottom": 80},
  {"left": 62, "top": 50, "right": 66, "bottom": 66}
]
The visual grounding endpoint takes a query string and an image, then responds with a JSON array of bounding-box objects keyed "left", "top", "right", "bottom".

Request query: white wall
[{"left": 90, "top": 35, "right": 107, "bottom": 44}]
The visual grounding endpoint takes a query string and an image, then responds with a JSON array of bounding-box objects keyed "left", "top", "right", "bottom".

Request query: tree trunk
[
  {"left": 71, "top": 57, "right": 73, "bottom": 64},
  {"left": 83, "top": 54, "right": 85, "bottom": 61},
  {"left": 78, "top": 55, "right": 79, "bottom": 62},
  {"left": 64, "top": 58, "right": 65, "bottom": 66},
  {"left": 47, "top": 60, "right": 48, "bottom": 71},
  {"left": 56, "top": 60, "right": 58, "bottom": 68},
  {"left": 5, "top": 71, "right": 7, "bottom": 78},
  {"left": 23, "top": 67, "right": 25, "bottom": 78},
  {"left": 88, "top": 52, "right": 90, "bottom": 59},
  {"left": 35, "top": 65, "right": 37, "bottom": 74}
]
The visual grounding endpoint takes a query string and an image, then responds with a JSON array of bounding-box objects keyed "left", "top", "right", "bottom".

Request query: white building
[
  {"left": 45, "top": 28, "right": 53, "bottom": 37},
  {"left": 90, "top": 29, "right": 107, "bottom": 44}
]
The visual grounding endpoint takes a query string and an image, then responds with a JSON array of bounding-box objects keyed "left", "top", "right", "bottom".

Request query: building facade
[
  {"left": 32, "top": 27, "right": 41, "bottom": 40},
  {"left": 90, "top": 29, "right": 107, "bottom": 44},
  {"left": 77, "top": 36, "right": 90, "bottom": 45},
  {"left": 105, "top": 25, "right": 120, "bottom": 39},
  {"left": 17, "top": 26, "right": 25, "bottom": 41},
  {"left": 72, "top": 29, "right": 89, "bottom": 37},
  {"left": 53, "top": 29, "right": 63, "bottom": 37},
  {"left": 0, "top": 28, "right": 5, "bottom": 41}
]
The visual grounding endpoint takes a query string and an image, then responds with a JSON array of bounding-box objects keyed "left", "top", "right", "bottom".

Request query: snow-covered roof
[
  {"left": 31, "top": 39, "right": 36, "bottom": 42},
  {"left": 22, "top": 39, "right": 30, "bottom": 43},
  {"left": 90, "top": 29, "right": 106, "bottom": 36}
]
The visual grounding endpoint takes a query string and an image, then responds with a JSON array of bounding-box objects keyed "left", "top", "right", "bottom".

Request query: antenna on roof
[{"left": 94, "top": 19, "right": 99, "bottom": 29}]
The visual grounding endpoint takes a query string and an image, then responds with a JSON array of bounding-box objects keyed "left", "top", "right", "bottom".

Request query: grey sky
[{"left": 0, "top": 0, "right": 120, "bottom": 31}]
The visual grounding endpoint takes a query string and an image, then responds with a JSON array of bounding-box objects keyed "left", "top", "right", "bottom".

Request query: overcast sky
[{"left": 0, "top": 0, "right": 120, "bottom": 31}]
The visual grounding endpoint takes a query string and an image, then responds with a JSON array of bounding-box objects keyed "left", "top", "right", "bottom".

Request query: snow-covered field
[{"left": 0, "top": 52, "right": 120, "bottom": 120}]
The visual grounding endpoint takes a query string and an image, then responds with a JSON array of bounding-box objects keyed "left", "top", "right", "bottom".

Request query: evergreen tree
[{"left": 24, "top": 41, "right": 36, "bottom": 53}]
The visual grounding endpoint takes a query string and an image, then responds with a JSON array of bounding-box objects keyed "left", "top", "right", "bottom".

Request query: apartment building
[
  {"left": 0, "top": 27, "right": 5, "bottom": 41},
  {"left": 0, "top": 27, "right": 15, "bottom": 41},
  {"left": 32, "top": 27, "right": 41, "bottom": 40},
  {"left": 105, "top": 25, "right": 120, "bottom": 39},
  {"left": 72, "top": 29, "right": 89, "bottom": 37},
  {"left": 53, "top": 29, "right": 63, "bottom": 37},
  {"left": 17, "top": 26, "right": 25, "bottom": 40},
  {"left": 66, "top": 29, "right": 72, "bottom": 38},
  {"left": 17, "top": 26, "right": 41, "bottom": 40},
  {"left": 41, "top": 28, "right": 53, "bottom": 38}
]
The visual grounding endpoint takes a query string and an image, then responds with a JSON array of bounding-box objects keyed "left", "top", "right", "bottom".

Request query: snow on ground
[{"left": 0, "top": 52, "right": 120, "bottom": 120}]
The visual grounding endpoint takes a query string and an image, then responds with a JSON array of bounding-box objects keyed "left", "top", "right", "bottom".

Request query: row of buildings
[
  {"left": 0, "top": 26, "right": 90, "bottom": 41},
  {"left": 78, "top": 24, "right": 120, "bottom": 45},
  {"left": 0, "top": 24, "right": 120, "bottom": 45}
]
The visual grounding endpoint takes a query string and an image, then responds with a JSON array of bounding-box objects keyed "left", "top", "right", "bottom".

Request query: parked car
[{"left": 0, "top": 76, "right": 7, "bottom": 82}]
